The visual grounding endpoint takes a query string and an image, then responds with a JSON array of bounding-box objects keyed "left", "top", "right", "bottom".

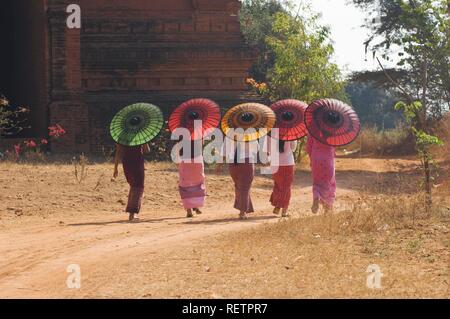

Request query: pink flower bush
[
  {"left": 24, "top": 140, "right": 37, "bottom": 148},
  {"left": 3, "top": 125, "right": 66, "bottom": 161},
  {"left": 48, "top": 124, "right": 66, "bottom": 138}
]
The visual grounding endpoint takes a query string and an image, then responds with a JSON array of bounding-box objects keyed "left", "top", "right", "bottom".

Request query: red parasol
[
  {"left": 304, "top": 98, "right": 361, "bottom": 146},
  {"left": 270, "top": 99, "right": 308, "bottom": 141},
  {"left": 169, "top": 98, "right": 221, "bottom": 140}
]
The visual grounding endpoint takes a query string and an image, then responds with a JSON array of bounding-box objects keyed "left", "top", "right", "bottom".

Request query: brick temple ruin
[{"left": 0, "top": 0, "right": 256, "bottom": 152}]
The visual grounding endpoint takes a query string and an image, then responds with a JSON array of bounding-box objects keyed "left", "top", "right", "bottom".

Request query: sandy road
[
  {"left": 0, "top": 208, "right": 288, "bottom": 298},
  {"left": 0, "top": 157, "right": 423, "bottom": 298}
]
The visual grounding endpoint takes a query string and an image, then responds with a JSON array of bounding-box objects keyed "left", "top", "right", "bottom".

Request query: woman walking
[
  {"left": 219, "top": 103, "right": 276, "bottom": 220},
  {"left": 306, "top": 134, "right": 336, "bottom": 213},
  {"left": 219, "top": 139, "right": 256, "bottom": 220},
  {"left": 109, "top": 103, "right": 164, "bottom": 221},
  {"left": 269, "top": 139, "right": 297, "bottom": 217},
  {"left": 168, "top": 98, "right": 221, "bottom": 218},
  {"left": 177, "top": 140, "right": 206, "bottom": 218},
  {"left": 113, "top": 143, "right": 150, "bottom": 221}
]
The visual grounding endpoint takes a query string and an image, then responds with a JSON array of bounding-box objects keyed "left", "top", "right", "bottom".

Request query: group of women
[
  {"left": 113, "top": 134, "right": 336, "bottom": 221},
  {"left": 109, "top": 98, "right": 359, "bottom": 222}
]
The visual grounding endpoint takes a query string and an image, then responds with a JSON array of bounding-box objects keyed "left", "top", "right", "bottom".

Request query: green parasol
[{"left": 110, "top": 103, "right": 164, "bottom": 147}]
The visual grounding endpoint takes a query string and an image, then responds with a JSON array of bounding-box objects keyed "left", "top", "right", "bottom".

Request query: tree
[
  {"left": 352, "top": 0, "right": 448, "bottom": 204},
  {"left": 263, "top": 11, "right": 347, "bottom": 102},
  {"left": 240, "top": 0, "right": 289, "bottom": 82},
  {"left": 395, "top": 100, "right": 443, "bottom": 205}
]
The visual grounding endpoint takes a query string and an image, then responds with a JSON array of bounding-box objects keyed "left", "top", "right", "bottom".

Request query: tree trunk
[
  {"left": 423, "top": 154, "right": 432, "bottom": 206},
  {"left": 421, "top": 59, "right": 432, "bottom": 207},
  {"left": 419, "top": 59, "right": 428, "bottom": 129}
]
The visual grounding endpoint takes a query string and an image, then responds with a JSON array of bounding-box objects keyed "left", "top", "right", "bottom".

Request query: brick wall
[{"left": 46, "top": 0, "right": 256, "bottom": 153}]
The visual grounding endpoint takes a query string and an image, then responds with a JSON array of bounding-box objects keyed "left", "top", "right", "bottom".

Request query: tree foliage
[
  {"left": 240, "top": 0, "right": 289, "bottom": 81},
  {"left": 0, "top": 94, "right": 29, "bottom": 137},
  {"left": 265, "top": 12, "right": 347, "bottom": 102},
  {"left": 352, "top": 0, "right": 450, "bottom": 120},
  {"left": 240, "top": 1, "right": 347, "bottom": 103},
  {"left": 395, "top": 100, "right": 443, "bottom": 204}
]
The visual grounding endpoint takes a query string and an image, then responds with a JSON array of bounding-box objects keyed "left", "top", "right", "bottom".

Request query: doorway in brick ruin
[{"left": 0, "top": 0, "right": 49, "bottom": 138}]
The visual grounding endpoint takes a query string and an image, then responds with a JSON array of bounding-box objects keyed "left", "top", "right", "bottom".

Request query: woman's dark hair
[
  {"left": 180, "top": 139, "right": 201, "bottom": 159},
  {"left": 278, "top": 140, "right": 286, "bottom": 153},
  {"left": 232, "top": 141, "right": 251, "bottom": 165}
]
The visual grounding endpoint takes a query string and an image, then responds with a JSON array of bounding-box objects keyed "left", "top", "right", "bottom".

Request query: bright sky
[{"left": 294, "top": 0, "right": 386, "bottom": 75}]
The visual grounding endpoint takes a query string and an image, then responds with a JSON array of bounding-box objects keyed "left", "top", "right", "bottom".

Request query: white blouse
[
  {"left": 266, "top": 138, "right": 297, "bottom": 167},
  {"left": 220, "top": 139, "right": 258, "bottom": 163}
]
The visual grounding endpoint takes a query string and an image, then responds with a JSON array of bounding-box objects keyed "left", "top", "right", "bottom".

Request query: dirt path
[
  {"left": 0, "top": 210, "right": 286, "bottom": 298},
  {"left": 0, "top": 157, "right": 429, "bottom": 298}
]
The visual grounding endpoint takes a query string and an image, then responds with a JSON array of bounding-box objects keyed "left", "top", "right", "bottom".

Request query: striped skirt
[{"left": 178, "top": 162, "right": 206, "bottom": 209}]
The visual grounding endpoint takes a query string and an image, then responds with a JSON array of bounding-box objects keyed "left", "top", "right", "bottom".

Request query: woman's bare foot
[
  {"left": 324, "top": 205, "right": 333, "bottom": 214},
  {"left": 128, "top": 213, "right": 135, "bottom": 221},
  {"left": 193, "top": 208, "right": 203, "bottom": 215},
  {"left": 273, "top": 207, "right": 281, "bottom": 215},
  {"left": 281, "top": 208, "right": 290, "bottom": 217},
  {"left": 239, "top": 211, "right": 248, "bottom": 220},
  {"left": 311, "top": 199, "right": 320, "bottom": 214},
  {"left": 186, "top": 209, "right": 194, "bottom": 218}
]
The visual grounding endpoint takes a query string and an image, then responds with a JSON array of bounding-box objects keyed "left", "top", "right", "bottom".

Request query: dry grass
[
  {"left": 131, "top": 166, "right": 449, "bottom": 298},
  {"left": 346, "top": 125, "right": 412, "bottom": 156},
  {"left": 93, "top": 170, "right": 449, "bottom": 298},
  {"left": 72, "top": 154, "right": 89, "bottom": 184},
  {"left": 295, "top": 193, "right": 446, "bottom": 236},
  {"left": 150, "top": 193, "right": 449, "bottom": 298},
  {"left": 350, "top": 113, "right": 450, "bottom": 160}
]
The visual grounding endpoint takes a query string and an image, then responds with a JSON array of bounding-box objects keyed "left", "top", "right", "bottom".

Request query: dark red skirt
[
  {"left": 229, "top": 163, "right": 255, "bottom": 213},
  {"left": 270, "top": 165, "right": 295, "bottom": 209},
  {"left": 122, "top": 146, "right": 145, "bottom": 214}
]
